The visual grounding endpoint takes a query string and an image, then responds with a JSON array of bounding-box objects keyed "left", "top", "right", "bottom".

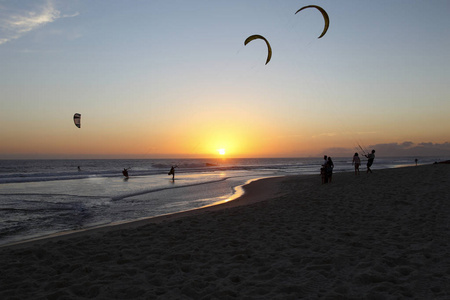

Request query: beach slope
[{"left": 1, "top": 164, "right": 449, "bottom": 299}]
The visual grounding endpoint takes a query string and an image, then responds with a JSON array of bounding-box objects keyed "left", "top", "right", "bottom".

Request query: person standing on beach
[
  {"left": 365, "top": 150, "right": 375, "bottom": 173},
  {"left": 321, "top": 155, "right": 328, "bottom": 183},
  {"left": 352, "top": 153, "right": 361, "bottom": 175},
  {"left": 326, "top": 157, "right": 334, "bottom": 183}
]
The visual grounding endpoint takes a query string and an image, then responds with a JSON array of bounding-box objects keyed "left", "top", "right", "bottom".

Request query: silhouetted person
[
  {"left": 168, "top": 165, "right": 177, "bottom": 181},
  {"left": 365, "top": 150, "right": 375, "bottom": 173},
  {"left": 415, "top": 158, "right": 418, "bottom": 166},
  {"left": 122, "top": 168, "right": 129, "bottom": 178},
  {"left": 321, "top": 155, "right": 328, "bottom": 184},
  {"left": 326, "top": 157, "right": 334, "bottom": 183},
  {"left": 77, "top": 166, "right": 81, "bottom": 171},
  {"left": 352, "top": 153, "right": 360, "bottom": 175}
]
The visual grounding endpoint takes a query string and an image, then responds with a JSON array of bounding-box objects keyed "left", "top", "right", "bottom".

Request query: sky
[{"left": 1, "top": 0, "right": 449, "bottom": 159}]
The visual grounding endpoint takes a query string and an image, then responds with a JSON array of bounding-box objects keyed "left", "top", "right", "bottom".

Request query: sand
[{"left": 1, "top": 164, "right": 449, "bottom": 299}]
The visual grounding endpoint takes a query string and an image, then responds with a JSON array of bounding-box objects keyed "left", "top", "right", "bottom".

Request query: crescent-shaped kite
[
  {"left": 244, "top": 34, "right": 272, "bottom": 65},
  {"left": 295, "top": 5, "right": 330, "bottom": 39}
]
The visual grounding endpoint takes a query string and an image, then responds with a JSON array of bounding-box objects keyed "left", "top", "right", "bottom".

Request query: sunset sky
[{"left": 1, "top": 0, "right": 449, "bottom": 159}]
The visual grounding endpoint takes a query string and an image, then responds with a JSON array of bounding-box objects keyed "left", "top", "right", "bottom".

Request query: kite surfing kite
[
  {"left": 73, "top": 113, "right": 81, "bottom": 128},
  {"left": 244, "top": 34, "right": 272, "bottom": 65},
  {"left": 295, "top": 5, "right": 330, "bottom": 39}
]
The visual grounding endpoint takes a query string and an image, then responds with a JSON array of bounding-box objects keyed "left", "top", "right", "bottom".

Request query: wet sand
[{"left": 1, "top": 164, "right": 449, "bottom": 299}]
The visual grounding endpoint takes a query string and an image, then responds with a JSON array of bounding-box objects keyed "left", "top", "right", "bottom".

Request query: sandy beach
[{"left": 1, "top": 164, "right": 449, "bottom": 299}]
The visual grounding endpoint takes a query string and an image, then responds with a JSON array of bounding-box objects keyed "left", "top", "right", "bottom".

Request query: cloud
[
  {"left": 400, "top": 141, "right": 414, "bottom": 148},
  {"left": 0, "top": 1, "right": 78, "bottom": 45},
  {"left": 418, "top": 142, "right": 434, "bottom": 147},
  {"left": 312, "top": 132, "right": 337, "bottom": 138}
]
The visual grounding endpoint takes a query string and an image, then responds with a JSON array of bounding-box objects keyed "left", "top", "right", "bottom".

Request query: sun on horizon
[{"left": 218, "top": 149, "right": 226, "bottom": 155}]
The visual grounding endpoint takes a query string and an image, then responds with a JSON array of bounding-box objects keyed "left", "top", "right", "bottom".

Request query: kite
[
  {"left": 244, "top": 35, "right": 272, "bottom": 65},
  {"left": 295, "top": 5, "right": 330, "bottom": 39},
  {"left": 73, "top": 113, "right": 81, "bottom": 128}
]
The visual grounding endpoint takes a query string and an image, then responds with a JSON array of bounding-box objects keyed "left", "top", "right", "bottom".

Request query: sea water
[{"left": 0, "top": 157, "right": 435, "bottom": 246}]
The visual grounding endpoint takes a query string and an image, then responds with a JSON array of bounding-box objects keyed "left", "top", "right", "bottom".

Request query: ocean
[{"left": 0, "top": 156, "right": 434, "bottom": 246}]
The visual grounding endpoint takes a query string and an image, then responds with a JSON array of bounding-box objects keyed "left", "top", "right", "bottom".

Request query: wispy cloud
[
  {"left": 0, "top": 1, "right": 78, "bottom": 45},
  {"left": 312, "top": 132, "right": 337, "bottom": 138}
]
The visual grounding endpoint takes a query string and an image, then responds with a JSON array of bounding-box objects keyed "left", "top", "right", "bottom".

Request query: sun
[{"left": 218, "top": 148, "right": 226, "bottom": 155}]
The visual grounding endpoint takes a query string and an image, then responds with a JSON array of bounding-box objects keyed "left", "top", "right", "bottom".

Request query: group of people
[
  {"left": 321, "top": 155, "right": 334, "bottom": 184},
  {"left": 352, "top": 149, "right": 375, "bottom": 175},
  {"left": 321, "top": 149, "right": 376, "bottom": 183}
]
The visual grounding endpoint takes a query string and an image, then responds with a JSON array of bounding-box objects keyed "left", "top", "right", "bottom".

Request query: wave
[
  {"left": 0, "top": 193, "right": 105, "bottom": 199},
  {"left": 0, "top": 163, "right": 288, "bottom": 184},
  {"left": 151, "top": 162, "right": 218, "bottom": 169},
  {"left": 112, "top": 177, "right": 231, "bottom": 201}
]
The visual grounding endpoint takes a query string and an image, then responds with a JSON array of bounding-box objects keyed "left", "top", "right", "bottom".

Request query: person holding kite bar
[{"left": 365, "top": 150, "right": 376, "bottom": 173}]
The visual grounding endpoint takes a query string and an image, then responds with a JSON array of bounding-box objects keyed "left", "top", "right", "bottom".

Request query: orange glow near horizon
[{"left": 3, "top": 105, "right": 450, "bottom": 159}]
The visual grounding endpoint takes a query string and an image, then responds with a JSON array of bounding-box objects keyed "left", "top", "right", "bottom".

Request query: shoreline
[
  {"left": 1, "top": 164, "right": 449, "bottom": 298},
  {"left": 0, "top": 175, "right": 287, "bottom": 249}
]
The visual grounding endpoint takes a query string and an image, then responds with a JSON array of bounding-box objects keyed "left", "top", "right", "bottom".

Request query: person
[
  {"left": 122, "top": 168, "right": 129, "bottom": 178},
  {"left": 321, "top": 155, "right": 328, "bottom": 184},
  {"left": 415, "top": 158, "right": 418, "bottom": 166},
  {"left": 168, "top": 165, "right": 178, "bottom": 181},
  {"left": 365, "top": 150, "right": 375, "bottom": 173},
  {"left": 326, "top": 157, "right": 334, "bottom": 183},
  {"left": 77, "top": 166, "right": 81, "bottom": 171},
  {"left": 352, "top": 153, "right": 361, "bottom": 175}
]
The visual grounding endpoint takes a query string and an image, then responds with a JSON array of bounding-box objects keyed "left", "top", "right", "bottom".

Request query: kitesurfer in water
[
  {"left": 365, "top": 150, "right": 375, "bottom": 173},
  {"left": 122, "top": 168, "right": 129, "bottom": 178},
  {"left": 168, "top": 165, "right": 177, "bottom": 181}
]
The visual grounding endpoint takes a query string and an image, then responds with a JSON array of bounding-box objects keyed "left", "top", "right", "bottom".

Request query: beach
[{"left": 1, "top": 164, "right": 449, "bottom": 299}]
